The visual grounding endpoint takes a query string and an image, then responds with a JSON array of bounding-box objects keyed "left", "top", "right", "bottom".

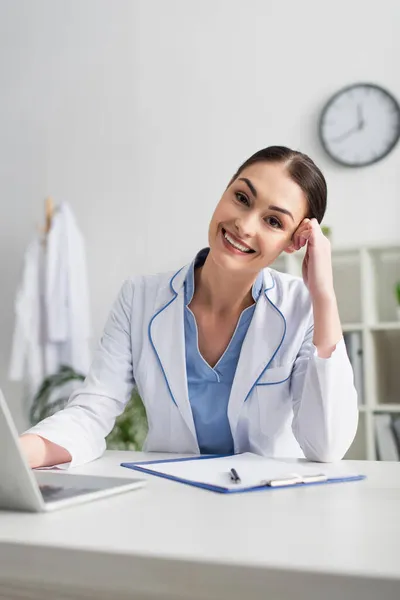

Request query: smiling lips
[{"left": 221, "top": 228, "right": 255, "bottom": 254}]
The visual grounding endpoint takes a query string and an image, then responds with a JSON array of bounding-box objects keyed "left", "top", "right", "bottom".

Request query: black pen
[{"left": 230, "top": 468, "right": 241, "bottom": 483}]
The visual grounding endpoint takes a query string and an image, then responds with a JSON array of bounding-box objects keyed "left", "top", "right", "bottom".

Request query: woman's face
[{"left": 208, "top": 161, "right": 309, "bottom": 275}]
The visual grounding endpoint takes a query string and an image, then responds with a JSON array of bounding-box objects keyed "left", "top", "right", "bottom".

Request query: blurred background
[{"left": 1, "top": 0, "right": 399, "bottom": 459}]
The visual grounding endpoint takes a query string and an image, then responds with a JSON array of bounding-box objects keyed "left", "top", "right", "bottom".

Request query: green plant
[
  {"left": 30, "top": 365, "right": 85, "bottom": 424},
  {"left": 106, "top": 390, "right": 148, "bottom": 451},
  {"left": 30, "top": 366, "right": 148, "bottom": 451},
  {"left": 321, "top": 225, "right": 332, "bottom": 239},
  {"left": 395, "top": 282, "right": 400, "bottom": 305}
]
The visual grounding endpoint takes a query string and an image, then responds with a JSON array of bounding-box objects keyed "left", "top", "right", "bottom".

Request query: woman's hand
[
  {"left": 292, "top": 218, "right": 334, "bottom": 301},
  {"left": 19, "top": 434, "right": 72, "bottom": 469},
  {"left": 291, "top": 218, "right": 342, "bottom": 357}
]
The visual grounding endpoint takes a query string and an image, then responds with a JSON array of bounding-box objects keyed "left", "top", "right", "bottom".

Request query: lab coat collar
[
  {"left": 227, "top": 274, "right": 286, "bottom": 443},
  {"left": 148, "top": 265, "right": 198, "bottom": 449},
  {"left": 149, "top": 256, "right": 280, "bottom": 450}
]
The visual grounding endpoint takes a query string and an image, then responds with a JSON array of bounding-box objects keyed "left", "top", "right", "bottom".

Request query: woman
[{"left": 20, "top": 146, "right": 358, "bottom": 468}]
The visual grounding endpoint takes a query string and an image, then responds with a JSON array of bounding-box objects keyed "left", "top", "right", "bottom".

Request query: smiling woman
[{"left": 20, "top": 146, "right": 358, "bottom": 469}]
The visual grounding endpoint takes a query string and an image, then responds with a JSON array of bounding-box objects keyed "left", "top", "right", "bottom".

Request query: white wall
[{"left": 1, "top": 0, "right": 399, "bottom": 429}]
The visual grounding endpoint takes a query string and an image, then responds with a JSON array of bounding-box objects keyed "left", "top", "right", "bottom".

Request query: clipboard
[{"left": 121, "top": 453, "right": 366, "bottom": 494}]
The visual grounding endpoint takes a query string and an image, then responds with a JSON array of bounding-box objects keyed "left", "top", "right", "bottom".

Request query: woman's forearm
[
  {"left": 19, "top": 434, "right": 72, "bottom": 469},
  {"left": 312, "top": 293, "right": 343, "bottom": 358}
]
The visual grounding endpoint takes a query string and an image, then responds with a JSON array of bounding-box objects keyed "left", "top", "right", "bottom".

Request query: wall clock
[{"left": 319, "top": 83, "right": 400, "bottom": 167}]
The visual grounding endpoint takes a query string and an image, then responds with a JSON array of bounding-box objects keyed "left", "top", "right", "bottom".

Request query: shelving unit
[{"left": 271, "top": 244, "right": 400, "bottom": 461}]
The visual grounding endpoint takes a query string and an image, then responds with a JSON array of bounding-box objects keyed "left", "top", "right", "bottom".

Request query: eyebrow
[
  {"left": 238, "top": 177, "right": 258, "bottom": 197},
  {"left": 238, "top": 177, "right": 294, "bottom": 221},
  {"left": 268, "top": 204, "right": 294, "bottom": 222}
]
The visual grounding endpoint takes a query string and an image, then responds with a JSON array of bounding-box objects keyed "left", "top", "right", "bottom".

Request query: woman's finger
[{"left": 292, "top": 227, "right": 312, "bottom": 251}]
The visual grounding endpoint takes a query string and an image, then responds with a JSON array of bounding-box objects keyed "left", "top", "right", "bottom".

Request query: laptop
[{"left": 0, "top": 390, "right": 145, "bottom": 512}]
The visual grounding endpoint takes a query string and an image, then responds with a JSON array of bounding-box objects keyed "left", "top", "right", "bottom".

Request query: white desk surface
[{"left": 0, "top": 451, "right": 400, "bottom": 600}]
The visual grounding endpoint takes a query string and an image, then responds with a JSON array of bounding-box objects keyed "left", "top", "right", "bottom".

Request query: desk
[{"left": 0, "top": 452, "right": 399, "bottom": 600}]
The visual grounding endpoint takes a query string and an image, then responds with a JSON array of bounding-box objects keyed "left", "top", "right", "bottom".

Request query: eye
[
  {"left": 265, "top": 216, "right": 283, "bottom": 229},
  {"left": 235, "top": 192, "right": 250, "bottom": 206}
]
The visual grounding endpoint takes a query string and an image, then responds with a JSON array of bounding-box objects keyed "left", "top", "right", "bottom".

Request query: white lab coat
[
  {"left": 26, "top": 262, "right": 358, "bottom": 467},
  {"left": 9, "top": 203, "right": 91, "bottom": 395}
]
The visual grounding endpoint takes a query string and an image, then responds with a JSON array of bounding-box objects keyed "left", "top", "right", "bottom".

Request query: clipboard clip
[{"left": 260, "top": 473, "right": 328, "bottom": 487}]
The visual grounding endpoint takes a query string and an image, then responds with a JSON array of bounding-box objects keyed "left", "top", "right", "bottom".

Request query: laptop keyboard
[{"left": 39, "top": 484, "right": 96, "bottom": 502}]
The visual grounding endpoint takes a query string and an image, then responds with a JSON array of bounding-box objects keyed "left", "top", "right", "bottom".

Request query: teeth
[{"left": 223, "top": 230, "right": 252, "bottom": 253}]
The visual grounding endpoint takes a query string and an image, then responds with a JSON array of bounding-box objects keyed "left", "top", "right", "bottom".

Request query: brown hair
[{"left": 230, "top": 146, "right": 327, "bottom": 223}]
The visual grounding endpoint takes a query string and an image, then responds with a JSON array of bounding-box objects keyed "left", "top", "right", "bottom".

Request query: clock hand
[
  {"left": 331, "top": 124, "right": 360, "bottom": 143},
  {"left": 357, "top": 104, "right": 365, "bottom": 129}
]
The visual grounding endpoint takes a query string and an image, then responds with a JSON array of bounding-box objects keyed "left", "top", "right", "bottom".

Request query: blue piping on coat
[
  {"left": 244, "top": 274, "right": 287, "bottom": 401},
  {"left": 148, "top": 267, "right": 287, "bottom": 408},
  {"left": 148, "top": 267, "right": 183, "bottom": 407},
  {"left": 256, "top": 374, "right": 291, "bottom": 386}
]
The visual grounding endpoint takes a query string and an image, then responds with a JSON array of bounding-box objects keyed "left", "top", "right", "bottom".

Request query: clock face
[{"left": 319, "top": 84, "right": 400, "bottom": 167}]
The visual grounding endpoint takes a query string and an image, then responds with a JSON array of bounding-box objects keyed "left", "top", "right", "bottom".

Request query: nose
[{"left": 234, "top": 213, "right": 258, "bottom": 239}]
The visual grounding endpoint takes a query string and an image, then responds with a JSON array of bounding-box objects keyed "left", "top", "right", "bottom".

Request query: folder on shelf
[
  {"left": 375, "top": 414, "right": 399, "bottom": 460},
  {"left": 344, "top": 331, "right": 364, "bottom": 405},
  {"left": 121, "top": 453, "right": 365, "bottom": 494},
  {"left": 392, "top": 416, "right": 400, "bottom": 455}
]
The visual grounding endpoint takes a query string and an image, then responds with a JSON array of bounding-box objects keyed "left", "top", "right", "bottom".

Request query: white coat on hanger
[{"left": 9, "top": 203, "right": 91, "bottom": 395}]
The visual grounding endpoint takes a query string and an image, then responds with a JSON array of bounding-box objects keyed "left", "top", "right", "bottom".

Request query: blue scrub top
[{"left": 184, "top": 249, "right": 263, "bottom": 454}]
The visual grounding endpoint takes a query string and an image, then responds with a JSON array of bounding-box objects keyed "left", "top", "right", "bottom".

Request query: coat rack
[{"left": 44, "top": 196, "right": 55, "bottom": 235}]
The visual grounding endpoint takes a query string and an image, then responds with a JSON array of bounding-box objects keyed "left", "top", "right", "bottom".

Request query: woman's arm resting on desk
[
  {"left": 19, "top": 434, "right": 72, "bottom": 469},
  {"left": 291, "top": 331, "right": 358, "bottom": 462},
  {"left": 290, "top": 219, "right": 358, "bottom": 461},
  {"left": 21, "top": 279, "right": 136, "bottom": 469}
]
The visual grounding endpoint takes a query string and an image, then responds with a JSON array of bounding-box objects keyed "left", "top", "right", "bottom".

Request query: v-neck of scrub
[
  {"left": 185, "top": 303, "right": 256, "bottom": 378},
  {"left": 183, "top": 248, "right": 264, "bottom": 380}
]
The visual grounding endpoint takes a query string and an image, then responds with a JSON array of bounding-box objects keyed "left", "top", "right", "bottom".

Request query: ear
[{"left": 284, "top": 244, "right": 296, "bottom": 254}]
